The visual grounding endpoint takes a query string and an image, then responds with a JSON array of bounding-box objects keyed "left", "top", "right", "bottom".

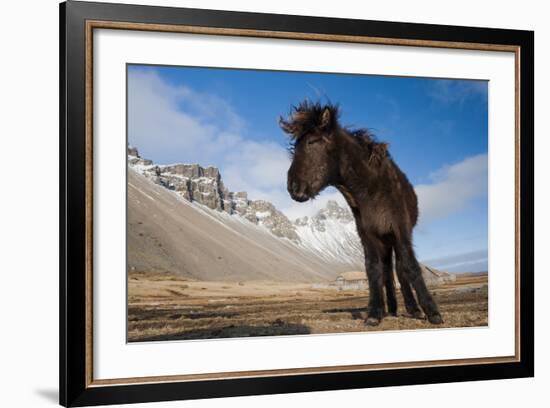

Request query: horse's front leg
[{"left": 363, "top": 236, "right": 386, "bottom": 326}]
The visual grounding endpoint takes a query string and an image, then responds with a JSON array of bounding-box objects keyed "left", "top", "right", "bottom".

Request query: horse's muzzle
[
  {"left": 290, "top": 192, "right": 309, "bottom": 202},
  {"left": 288, "top": 180, "right": 310, "bottom": 202}
]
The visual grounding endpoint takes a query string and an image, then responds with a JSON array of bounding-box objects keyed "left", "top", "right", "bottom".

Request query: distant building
[
  {"left": 334, "top": 266, "right": 455, "bottom": 290},
  {"left": 335, "top": 271, "right": 368, "bottom": 290}
]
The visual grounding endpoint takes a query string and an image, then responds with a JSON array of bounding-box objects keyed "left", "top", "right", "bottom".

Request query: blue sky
[{"left": 127, "top": 64, "right": 488, "bottom": 272}]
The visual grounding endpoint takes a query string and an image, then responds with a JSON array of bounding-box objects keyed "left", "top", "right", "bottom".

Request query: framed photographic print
[{"left": 59, "top": 0, "right": 534, "bottom": 406}]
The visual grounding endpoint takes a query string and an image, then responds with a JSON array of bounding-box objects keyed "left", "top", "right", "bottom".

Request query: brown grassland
[{"left": 127, "top": 271, "right": 488, "bottom": 342}]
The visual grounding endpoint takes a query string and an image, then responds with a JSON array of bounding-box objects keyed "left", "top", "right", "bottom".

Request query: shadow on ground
[
  {"left": 134, "top": 321, "right": 311, "bottom": 342},
  {"left": 323, "top": 306, "right": 368, "bottom": 320}
]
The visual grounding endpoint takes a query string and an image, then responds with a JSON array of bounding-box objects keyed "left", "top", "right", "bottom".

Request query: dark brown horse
[{"left": 280, "top": 101, "right": 442, "bottom": 326}]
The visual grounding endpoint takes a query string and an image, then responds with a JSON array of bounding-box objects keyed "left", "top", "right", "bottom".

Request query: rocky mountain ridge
[
  {"left": 128, "top": 146, "right": 364, "bottom": 266},
  {"left": 128, "top": 146, "right": 300, "bottom": 242}
]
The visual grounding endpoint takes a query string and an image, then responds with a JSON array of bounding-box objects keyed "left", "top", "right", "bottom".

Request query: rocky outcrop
[
  {"left": 295, "top": 200, "right": 354, "bottom": 232},
  {"left": 127, "top": 146, "right": 300, "bottom": 242},
  {"left": 247, "top": 200, "right": 300, "bottom": 242},
  {"left": 155, "top": 164, "right": 229, "bottom": 212},
  {"left": 128, "top": 147, "right": 231, "bottom": 212},
  {"left": 128, "top": 145, "right": 153, "bottom": 166}
]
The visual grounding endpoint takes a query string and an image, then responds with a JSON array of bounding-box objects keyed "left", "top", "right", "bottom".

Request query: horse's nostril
[{"left": 288, "top": 180, "right": 298, "bottom": 193}]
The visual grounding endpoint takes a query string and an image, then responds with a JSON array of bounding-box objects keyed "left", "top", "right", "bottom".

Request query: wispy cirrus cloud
[
  {"left": 421, "top": 249, "right": 488, "bottom": 273},
  {"left": 429, "top": 79, "right": 488, "bottom": 106}
]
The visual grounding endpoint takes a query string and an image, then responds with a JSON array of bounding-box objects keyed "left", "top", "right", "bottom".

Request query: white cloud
[
  {"left": 128, "top": 68, "right": 292, "bottom": 207},
  {"left": 415, "top": 154, "right": 488, "bottom": 225},
  {"left": 224, "top": 140, "right": 290, "bottom": 190},
  {"left": 128, "top": 70, "right": 245, "bottom": 166}
]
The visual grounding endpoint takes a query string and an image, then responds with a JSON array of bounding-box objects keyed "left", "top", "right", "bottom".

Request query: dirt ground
[{"left": 127, "top": 270, "right": 488, "bottom": 342}]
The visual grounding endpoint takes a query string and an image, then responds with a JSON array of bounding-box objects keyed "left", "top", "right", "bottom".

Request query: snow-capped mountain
[{"left": 294, "top": 201, "right": 364, "bottom": 270}]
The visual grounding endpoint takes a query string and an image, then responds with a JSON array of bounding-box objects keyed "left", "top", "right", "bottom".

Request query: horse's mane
[
  {"left": 279, "top": 100, "right": 339, "bottom": 140},
  {"left": 346, "top": 128, "right": 389, "bottom": 165},
  {"left": 347, "top": 128, "right": 377, "bottom": 145},
  {"left": 280, "top": 100, "right": 387, "bottom": 161}
]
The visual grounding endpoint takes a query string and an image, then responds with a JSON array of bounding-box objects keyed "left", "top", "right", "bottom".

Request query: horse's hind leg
[
  {"left": 395, "top": 254, "right": 422, "bottom": 319},
  {"left": 383, "top": 246, "right": 397, "bottom": 316},
  {"left": 395, "top": 240, "right": 442, "bottom": 324}
]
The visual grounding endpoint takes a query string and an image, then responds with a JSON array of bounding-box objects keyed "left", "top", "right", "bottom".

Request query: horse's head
[{"left": 279, "top": 101, "right": 340, "bottom": 202}]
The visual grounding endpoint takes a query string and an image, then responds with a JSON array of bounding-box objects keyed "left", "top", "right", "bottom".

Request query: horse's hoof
[
  {"left": 365, "top": 317, "right": 381, "bottom": 326},
  {"left": 407, "top": 310, "right": 424, "bottom": 320},
  {"left": 428, "top": 313, "right": 443, "bottom": 324}
]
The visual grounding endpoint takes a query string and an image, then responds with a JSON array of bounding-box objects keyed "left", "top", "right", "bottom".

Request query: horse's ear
[{"left": 320, "top": 108, "right": 332, "bottom": 130}]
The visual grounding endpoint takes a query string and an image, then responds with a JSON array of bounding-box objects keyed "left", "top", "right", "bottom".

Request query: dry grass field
[{"left": 127, "top": 270, "right": 488, "bottom": 342}]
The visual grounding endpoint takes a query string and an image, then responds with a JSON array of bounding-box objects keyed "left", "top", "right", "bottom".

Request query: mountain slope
[
  {"left": 128, "top": 169, "right": 349, "bottom": 282},
  {"left": 294, "top": 201, "right": 364, "bottom": 269}
]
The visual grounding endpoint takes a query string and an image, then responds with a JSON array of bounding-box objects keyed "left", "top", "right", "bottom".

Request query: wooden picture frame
[{"left": 60, "top": 1, "right": 534, "bottom": 406}]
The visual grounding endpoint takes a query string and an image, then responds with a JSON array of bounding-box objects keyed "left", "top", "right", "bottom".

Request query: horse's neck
[
  {"left": 335, "top": 184, "right": 359, "bottom": 209},
  {"left": 336, "top": 134, "right": 369, "bottom": 186},
  {"left": 336, "top": 133, "right": 384, "bottom": 203}
]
